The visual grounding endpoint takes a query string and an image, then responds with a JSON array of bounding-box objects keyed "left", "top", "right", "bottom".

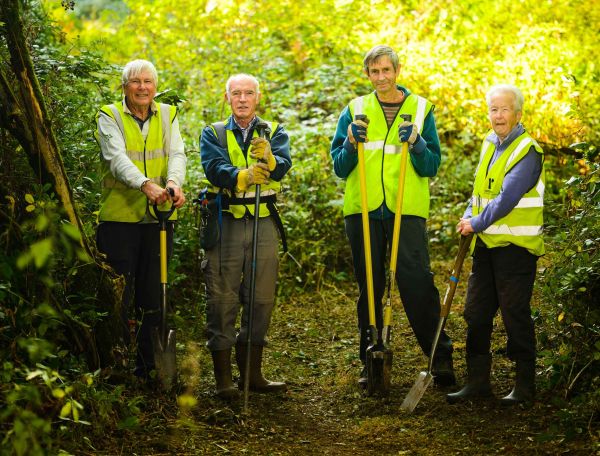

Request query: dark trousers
[
  {"left": 464, "top": 241, "right": 537, "bottom": 361},
  {"left": 97, "top": 222, "right": 174, "bottom": 376},
  {"left": 345, "top": 215, "right": 453, "bottom": 363}
]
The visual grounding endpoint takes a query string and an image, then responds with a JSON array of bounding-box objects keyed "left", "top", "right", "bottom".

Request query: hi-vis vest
[
  {"left": 471, "top": 131, "right": 545, "bottom": 256},
  {"left": 95, "top": 102, "right": 177, "bottom": 222},
  {"left": 207, "top": 120, "right": 280, "bottom": 218},
  {"left": 345, "top": 92, "right": 433, "bottom": 218}
]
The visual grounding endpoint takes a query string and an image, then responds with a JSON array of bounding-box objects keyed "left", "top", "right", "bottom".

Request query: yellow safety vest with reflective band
[
  {"left": 207, "top": 120, "right": 280, "bottom": 218},
  {"left": 95, "top": 102, "right": 177, "bottom": 222},
  {"left": 471, "top": 131, "right": 545, "bottom": 256},
  {"left": 344, "top": 92, "right": 433, "bottom": 218}
]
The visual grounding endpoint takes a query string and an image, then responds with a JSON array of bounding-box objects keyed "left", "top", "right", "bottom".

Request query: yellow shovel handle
[
  {"left": 357, "top": 142, "right": 376, "bottom": 327},
  {"left": 390, "top": 141, "right": 409, "bottom": 274},
  {"left": 383, "top": 141, "right": 409, "bottom": 327},
  {"left": 160, "top": 229, "right": 167, "bottom": 284}
]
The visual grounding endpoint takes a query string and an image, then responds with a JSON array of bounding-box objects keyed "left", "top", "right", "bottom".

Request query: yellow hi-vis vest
[
  {"left": 208, "top": 120, "right": 280, "bottom": 218},
  {"left": 95, "top": 102, "right": 177, "bottom": 222},
  {"left": 344, "top": 92, "right": 433, "bottom": 218},
  {"left": 471, "top": 131, "right": 545, "bottom": 256}
]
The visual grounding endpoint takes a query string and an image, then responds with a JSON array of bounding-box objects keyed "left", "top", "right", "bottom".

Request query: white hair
[
  {"left": 486, "top": 84, "right": 524, "bottom": 112},
  {"left": 225, "top": 73, "right": 260, "bottom": 97},
  {"left": 122, "top": 59, "right": 158, "bottom": 86}
]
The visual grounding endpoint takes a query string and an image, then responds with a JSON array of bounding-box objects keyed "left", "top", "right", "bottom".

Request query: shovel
[
  {"left": 401, "top": 233, "right": 473, "bottom": 412},
  {"left": 242, "top": 120, "right": 272, "bottom": 415},
  {"left": 380, "top": 113, "right": 412, "bottom": 394},
  {"left": 151, "top": 188, "right": 177, "bottom": 391},
  {"left": 353, "top": 114, "right": 385, "bottom": 395}
]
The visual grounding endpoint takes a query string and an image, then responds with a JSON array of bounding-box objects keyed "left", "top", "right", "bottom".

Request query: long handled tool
[
  {"left": 242, "top": 120, "right": 271, "bottom": 414},
  {"left": 152, "top": 188, "right": 177, "bottom": 391},
  {"left": 353, "top": 114, "right": 384, "bottom": 395},
  {"left": 401, "top": 233, "right": 474, "bottom": 412},
  {"left": 380, "top": 113, "right": 413, "bottom": 394}
]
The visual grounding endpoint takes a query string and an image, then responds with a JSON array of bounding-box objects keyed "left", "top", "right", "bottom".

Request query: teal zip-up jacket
[{"left": 330, "top": 86, "right": 441, "bottom": 219}]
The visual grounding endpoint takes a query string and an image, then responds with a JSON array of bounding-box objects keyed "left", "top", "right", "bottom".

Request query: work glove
[
  {"left": 236, "top": 163, "right": 270, "bottom": 192},
  {"left": 347, "top": 119, "right": 368, "bottom": 144},
  {"left": 250, "top": 137, "right": 276, "bottom": 171},
  {"left": 398, "top": 121, "right": 419, "bottom": 144}
]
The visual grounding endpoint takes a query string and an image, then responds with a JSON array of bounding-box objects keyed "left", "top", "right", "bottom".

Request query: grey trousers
[{"left": 203, "top": 214, "right": 279, "bottom": 351}]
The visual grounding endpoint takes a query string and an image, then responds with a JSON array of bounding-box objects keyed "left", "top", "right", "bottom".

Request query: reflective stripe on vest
[
  {"left": 210, "top": 120, "right": 280, "bottom": 218},
  {"left": 96, "top": 102, "right": 177, "bottom": 222},
  {"left": 471, "top": 132, "right": 545, "bottom": 256},
  {"left": 343, "top": 92, "right": 432, "bottom": 218}
]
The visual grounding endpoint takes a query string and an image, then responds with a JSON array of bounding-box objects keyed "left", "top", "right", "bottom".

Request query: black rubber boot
[
  {"left": 500, "top": 359, "right": 535, "bottom": 406},
  {"left": 236, "top": 343, "right": 287, "bottom": 393},
  {"left": 432, "top": 356, "right": 456, "bottom": 387},
  {"left": 446, "top": 354, "right": 493, "bottom": 404},
  {"left": 211, "top": 349, "right": 240, "bottom": 399}
]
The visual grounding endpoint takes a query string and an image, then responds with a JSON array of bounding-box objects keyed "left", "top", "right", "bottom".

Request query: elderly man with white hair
[
  {"left": 95, "top": 59, "right": 187, "bottom": 382},
  {"left": 199, "top": 74, "right": 291, "bottom": 398},
  {"left": 447, "top": 84, "right": 544, "bottom": 406}
]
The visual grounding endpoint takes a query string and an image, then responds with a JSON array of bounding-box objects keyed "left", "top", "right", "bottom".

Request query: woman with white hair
[{"left": 448, "top": 84, "right": 544, "bottom": 406}]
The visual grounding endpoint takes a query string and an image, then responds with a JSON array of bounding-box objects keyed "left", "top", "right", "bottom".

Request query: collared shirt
[
  {"left": 234, "top": 116, "right": 257, "bottom": 143},
  {"left": 96, "top": 98, "right": 186, "bottom": 191}
]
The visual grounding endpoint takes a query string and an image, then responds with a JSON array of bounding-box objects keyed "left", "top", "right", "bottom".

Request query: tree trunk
[{"left": 0, "top": 0, "right": 122, "bottom": 370}]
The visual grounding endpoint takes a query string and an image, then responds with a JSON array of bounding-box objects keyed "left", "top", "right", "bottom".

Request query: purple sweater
[{"left": 464, "top": 124, "right": 542, "bottom": 233}]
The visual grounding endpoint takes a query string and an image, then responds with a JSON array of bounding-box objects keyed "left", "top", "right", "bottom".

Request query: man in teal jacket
[{"left": 330, "top": 45, "right": 454, "bottom": 388}]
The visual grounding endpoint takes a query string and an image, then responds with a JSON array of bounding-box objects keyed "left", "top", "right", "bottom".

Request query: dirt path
[{"left": 100, "top": 269, "right": 595, "bottom": 455}]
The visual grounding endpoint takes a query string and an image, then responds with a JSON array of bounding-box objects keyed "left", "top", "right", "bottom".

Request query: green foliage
[
  {"left": 539, "top": 159, "right": 599, "bottom": 408},
  {"left": 0, "top": 185, "right": 91, "bottom": 452},
  {"left": 0, "top": 5, "right": 119, "bottom": 452},
  {"left": 47, "top": 0, "right": 600, "bottom": 288}
]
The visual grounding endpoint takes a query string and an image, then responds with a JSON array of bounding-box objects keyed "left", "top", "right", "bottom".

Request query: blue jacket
[
  {"left": 200, "top": 116, "right": 292, "bottom": 192},
  {"left": 463, "top": 123, "right": 543, "bottom": 233}
]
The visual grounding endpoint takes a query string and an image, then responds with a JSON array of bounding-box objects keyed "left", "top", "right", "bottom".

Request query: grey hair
[
  {"left": 363, "top": 45, "right": 400, "bottom": 74},
  {"left": 225, "top": 74, "right": 260, "bottom": 97},
  {"left": 122, "top": 59, "right": 158, "bottom": 86},
  {"left": 486, "top": 84, "right": 524, "bottom": 112}
]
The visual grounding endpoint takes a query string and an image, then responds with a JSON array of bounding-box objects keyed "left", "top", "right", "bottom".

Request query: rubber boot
[
  {"left": 211, "top": 349, "right": 240, "bottom": 399},
  {"left": 446, "top": 354, "right": 493, "bottom": 404},
  {"left": 236, "top": 343, "right": 287, "bottom": 393},
  {"left": 500, "top": 359, "right": 535, "bottom": 406},
  {"left": 432, "top": 356, "right": 456, "bottom": 387}
]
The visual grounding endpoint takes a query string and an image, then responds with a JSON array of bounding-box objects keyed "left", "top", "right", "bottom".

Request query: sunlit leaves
[{"left": 25, "top": 194, "right": 36, "bottom": 212}]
